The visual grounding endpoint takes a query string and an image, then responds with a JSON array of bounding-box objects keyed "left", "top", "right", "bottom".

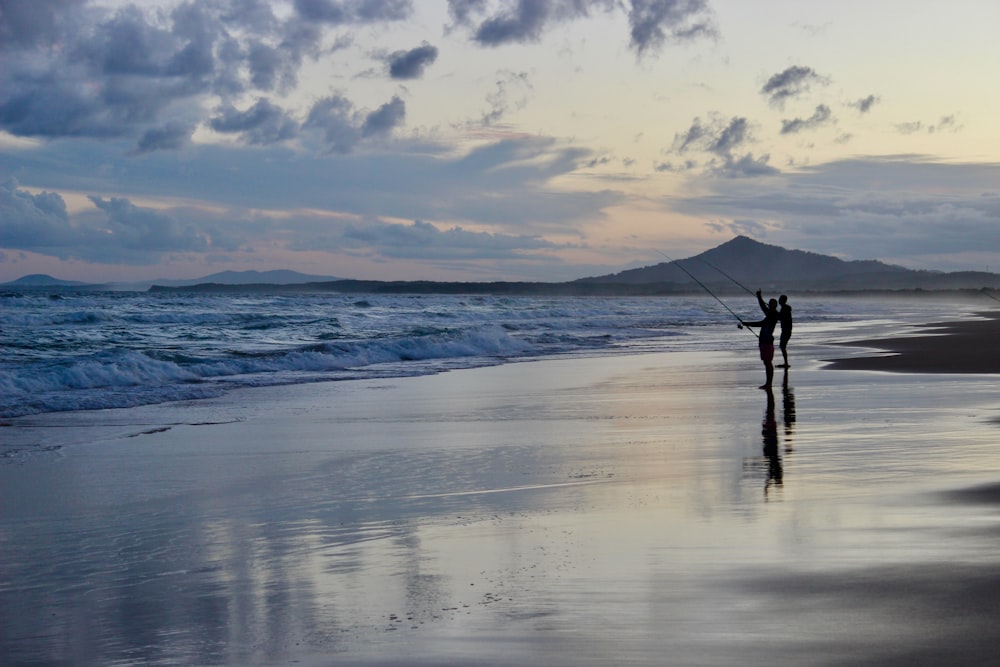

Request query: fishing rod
[
  {"left": 654, "top": 250, "right": 758, "bottom": 338},
  {"left": 981, "top": 288, "right": 1000, "bottom": 306},
  {"left": 697, "top": 257, "right": 755, "bottom": 296}
]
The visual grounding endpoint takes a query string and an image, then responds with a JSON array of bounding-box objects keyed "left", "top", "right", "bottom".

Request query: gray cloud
[
  {"left": 851, "top": 94, "right": 879, "bottom": 114},
  {"left": 337, "top": 218, "right": 563, "bottom": 259},
  {"left": 303, "top": 94, "right": 405, "bottom": 151},
  {"left": 88, "top": 196, "right": 210, "bottom": 254},
  {"left": 135, "top": 121, "right": 196, "bottom": 154},
  {"left": 670, "top": 115, "right": 776, "bottom": 177},
  {"left": 780, "top": 104, "right": 833, "bottom": 134},
  {"left": 0, "top": 179, "right": 71, "bottom": 249},
  {"left": 210, "top": 98, "right": 300, "bottom": 145},
  {"left": 672, "top": 157, "right": 1000, "bottom": 267},
  {"left": 362, "top": 96, "right": 406, "bottom": 137},
  {"left": 388, "top": 42, "right": 440, "bottom": 79},
  {"left": 2, "top": 133, "right": 622, "bottom": 266},
  {"left": 760, "top": 66, "right": 829, "bottom": 108},
  {"left": 449, "top": 0, "right": 715, "bottom": 56},
  {"left": 292, "top": 0, "right": 412, "bottom": 24},
  {"left": 0, "top": 180, "right": 217, "bottom": 263},
  {"left": 627, "top": 0, "right": 717, "bottom": 57}
]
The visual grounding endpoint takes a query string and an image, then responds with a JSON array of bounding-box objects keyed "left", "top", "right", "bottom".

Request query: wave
[{"left": 0, "top": 324, "right": 534, "bottom": 418}]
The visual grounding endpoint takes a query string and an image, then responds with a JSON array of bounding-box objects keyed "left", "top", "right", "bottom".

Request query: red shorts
[{"left": 759, "top": 343, "right": 774, "bottom": 363}]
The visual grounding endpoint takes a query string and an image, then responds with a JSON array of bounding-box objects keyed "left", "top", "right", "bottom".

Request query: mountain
[
  {"left": 2, "top": 269, "right": 340, "bottom": 291},
  {"left": 576, "top": 236, "right": 1000, "bottom": 292},
  {"left": 2, "top": 274, "right": 96, "bottom": 288},
  {"left": 147, "top": 269, "right": 340, "bottom": 287}
]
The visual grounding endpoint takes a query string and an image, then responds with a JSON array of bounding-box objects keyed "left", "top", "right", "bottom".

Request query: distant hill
[
  {"left": 2, "top": 269, "right": 340, "bottom": 291},
  {"left": 8, "top": 238, "right": 1000, "bottom": 294},
  {"left": 3, "top": 274, "right": 94, "bottom": 288},
  {"left": 148, "top": 269, "right": 340, "bottom": 287},
  {"left": 575, "top": 236, "right": 1000, "bottom": 293}
]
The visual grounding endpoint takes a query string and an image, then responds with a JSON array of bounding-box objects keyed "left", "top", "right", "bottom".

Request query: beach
[{"left": 4, "top": 310, "right": 1000, "bottom": 665}]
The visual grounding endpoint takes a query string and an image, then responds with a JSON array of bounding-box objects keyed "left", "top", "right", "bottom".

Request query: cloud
[
  {"left": 671, "top": 157, "right": 1000, "bottom": 266},
  {"left": 482, "top": 70, "right": 533, "bottom": 125},
  {"left": 449, "top": 0, "right": 715, "bottom": 56},
  {"left": 626, "top": 0, "right": 718, "bottom": 57},
  {"left": 1, "top": 133, "right": 623, "bottom": 267},
  {"left": 760, "top": 66, "right": 829, "bottom": 108},
  {"left": 303, "top": 94, "right": 405, "bottom": 151},
  {"left": 387, "top": 42, "right": 440, "bottom": 79},
  {"left": 669, "top": 115, "right": 776, "bottom": 177},
  {"left": 895, "top": 116, "right": 962, "bottom": 136},
  {"left": 88, "top": 196, "right": 210, "bottom": 254},
  {"left": 851, "top": 94, "right": 879, "bottom": 114},
  {"left": 0, "top": 179, "right": 216, "bottom": 263},
  {"left": 292, "top": 0, "right": 412, "bottom": 24},
  {"left": 135, "top": 121, "right": 196, "bottom": 154},
  {"left": 0, "top": 179, "right": 71, "bottom": 249},
  {"left": 362, "top": 96, "right": 406, "bottom": 137},
  {"left": 336, "top": 218, "right": 563, "bottom": 259},
  {"left": 780, "top": 104, "right": 833, "bottom": 135},
  {"left": 209, "top": 98, "right": 300, "bottom": 145}
]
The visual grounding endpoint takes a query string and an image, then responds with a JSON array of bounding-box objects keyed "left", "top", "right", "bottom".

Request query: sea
[{"left": 0, "top": 289, "right": 975, "bottom": 420}]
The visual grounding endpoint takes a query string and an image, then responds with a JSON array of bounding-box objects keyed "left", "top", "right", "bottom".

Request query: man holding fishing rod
[{"left": 740, "top": 291, "right": 780, "bottom": 390}]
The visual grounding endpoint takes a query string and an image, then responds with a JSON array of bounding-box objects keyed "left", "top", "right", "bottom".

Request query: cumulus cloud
[
  {"left": 387, "top": 42, "right": 440, "bottom": 79},
  {"left": 0, "top": 179, "right": 216, "bottom": 263},
  {"left": 780, "top": 104, "right": 833, "bottom": 135},
  {"left": 760, "top": 65, "right": 829, "bottom": 108},
  {"left": 304, "top": 94, "right": 406, "bottom": 152},
  {"left": 0, "top": 179, "right": 71, "bottom": 249},
  {"left": 209, "top": 98, "right": 299, "bottom": 145},
  {"left": 448, "top": 0, "right": 715, "bottom": 56}
]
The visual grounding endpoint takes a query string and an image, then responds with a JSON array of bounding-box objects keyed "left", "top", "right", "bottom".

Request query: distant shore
[{"left": 827, "top": 310, "right": 1000, "bottom": 374}]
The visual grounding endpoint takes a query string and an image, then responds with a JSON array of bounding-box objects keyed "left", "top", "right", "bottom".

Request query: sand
[{"left": 4, "top": 315, "right": 1000, "bottom": 666}]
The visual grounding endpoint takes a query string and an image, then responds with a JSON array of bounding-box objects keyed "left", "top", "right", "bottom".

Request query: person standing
[
  {"left": 777, "top": 294, "right": 792, "bottom": 368},
  {"left": 741, "top": 290, "right": 779, "bottom": 389}
]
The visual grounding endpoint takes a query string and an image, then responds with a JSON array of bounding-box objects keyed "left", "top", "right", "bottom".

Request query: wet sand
[
  {"left": 826, "top": 310, "right": 1000, "bottom": 373},
  {"left": 4, "top": 317, "right": 1000, "bottom": 665}
]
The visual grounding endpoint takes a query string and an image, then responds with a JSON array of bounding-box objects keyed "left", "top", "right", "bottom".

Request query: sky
[{"left": 2, "top": 0, "right": 1000, "bottom": 283}]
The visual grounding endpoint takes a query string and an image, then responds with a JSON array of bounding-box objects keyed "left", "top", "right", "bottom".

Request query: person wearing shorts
[{"left": 741, "top": 290, "right": 779, "bottom": 389}]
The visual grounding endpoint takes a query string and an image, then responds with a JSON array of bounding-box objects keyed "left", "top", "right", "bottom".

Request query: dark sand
[
  {"left": 4, "top": 313, "right": 1000, "bottom": 665},
  {"left": 826, "top": 311, "right": 1000, "bottom": 373}
]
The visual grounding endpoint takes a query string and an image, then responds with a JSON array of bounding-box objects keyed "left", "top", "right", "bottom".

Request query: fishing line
[
  {"left": 981, "top": 288, "right": 1000, "bottom": 306},
  {"left": 697, "top": 257, "right": 755, "bottom": 296},
  {"left": 654, "top": 250, "right": 758, "bottom": 338}
]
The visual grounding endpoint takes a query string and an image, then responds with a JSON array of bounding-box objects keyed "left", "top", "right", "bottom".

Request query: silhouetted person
[
  {"left": 741, "top": 290, "right": 779, "bottom": 389},
  {"left": 777, "top": 294, "right": 792, "bottom": 367}
]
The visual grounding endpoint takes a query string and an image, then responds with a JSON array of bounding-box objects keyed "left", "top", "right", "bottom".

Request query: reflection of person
[
  {"left": 741, "top": 290, "right": 779, "bottom": 389},
  {"left": 762, "top": 387, "right": 782, "bottom": 493},
  {"left": 782, "top": 367, "right": 796, "bottom": 441},
  {"left": 777, "top": 294, "right": 792, "bottom": 368}
]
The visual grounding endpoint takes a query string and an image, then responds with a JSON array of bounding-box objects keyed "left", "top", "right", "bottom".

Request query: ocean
[{"left": 0, "top": 290, "right": 973, "bottom": 420}]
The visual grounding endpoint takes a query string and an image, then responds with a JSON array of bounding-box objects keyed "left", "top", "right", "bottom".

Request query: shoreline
[{"left": 825, "top": 310, "right": 1000, "bottom": 373}]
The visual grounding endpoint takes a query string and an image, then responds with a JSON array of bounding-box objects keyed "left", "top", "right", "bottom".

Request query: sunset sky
[{"left": 2, "top": 0, "right": 999, "bottom": 283}]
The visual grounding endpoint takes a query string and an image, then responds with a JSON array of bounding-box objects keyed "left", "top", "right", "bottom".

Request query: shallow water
[{"left": 4, "top": 336, "right": 1000, "bottom": 665}]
